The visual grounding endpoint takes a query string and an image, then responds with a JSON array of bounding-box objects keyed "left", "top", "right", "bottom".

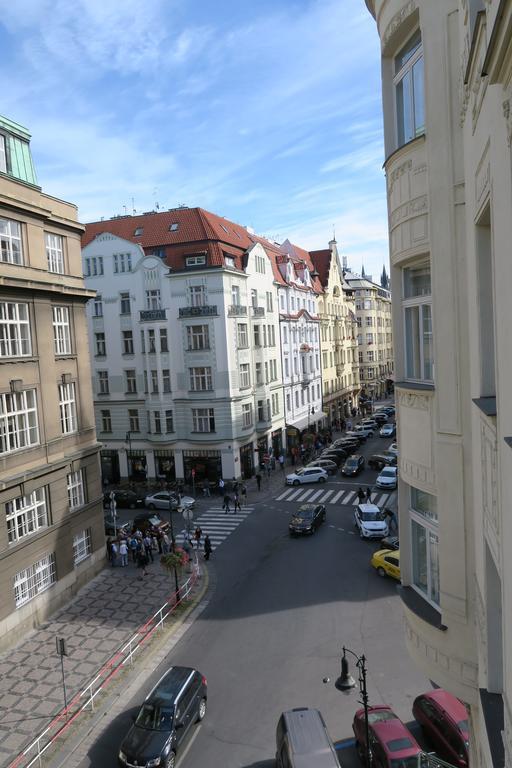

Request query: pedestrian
[
  {"left": 194, "top": 526, "right": 202, "bottom": 549},
  {"left": 255, "top": 472, "right": 262, "bottom": 491},
  {"left": 119, "top": 538, "right": 128, "bottom": 567},
  {"left": 241, "top": 483, "right": 247, "bottom": 506},
  {"left": 162, "top": 532, "right": 170, "bottom": 554},
  {"left": 156, "top": 530, "right": 163, "bottom": 554},
  {"left": 129, "top": 535, "right": 138, "bottom": 562},
  {"left": 110, "top": 540, "right": 118, "bottom": 567},
  {"left": 232, "top": 479, "right": 239, "bottom": 494},
  {"left": 204, "top": 534, "right": 212, "bottom": 561},
  {"left": 223, "top": 493, "right": 231, "bottom": 514},
  {"left": 366, "top": 486, "right": 372, "bottom": 502},
  {"left": 143, "top": 533, "right": 154, "bottom": 563},
  {"left": 278, "top": 453, "right": 284, "bottom": 471},
  {"left": 357, "top": 487, "right": 365, "bottom": 504},
  {"left": 233, "top": 493, "right": 241, "bottom": 513},
  {"left": 384, "top": 508, "right": 398, "bottom": 531},
  {"left": 218, "top": 477, "right": 225, "bottom": 496},
  {"left": 136, "top": 548, "right": 148, "bottom": 579},
  {"left": 202, "top": 478, "right": 211, "bottom": 497},
  {"left": 347, "top": 419, "right": 353, "bottom": 431}
]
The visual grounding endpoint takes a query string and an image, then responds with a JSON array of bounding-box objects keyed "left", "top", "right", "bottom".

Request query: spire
[
  {"left": 361, "top": 264, "right": 366, "bottom": 278},
  {"left": 380, "top": 264, "right": 389, "bottom": 289}
]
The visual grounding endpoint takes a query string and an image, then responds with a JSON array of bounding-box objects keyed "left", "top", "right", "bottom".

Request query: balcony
[
  {"left": 139, "top": 309, "right": 166, "bottom": 322},
  {"left": 301, "top": 373, "right": 313, "bottom": 388},
  {"left": 228, "top": 305, "right": 247, "bottom": 316},
  {"left": 251, "top": 306, "right": 265, "bottom": 317},
  {"left": 179, "top": 305, "right": 218, "bottom": 318},
  {"left": 336, "top": 364, "right": 344, "bottom": 376}
]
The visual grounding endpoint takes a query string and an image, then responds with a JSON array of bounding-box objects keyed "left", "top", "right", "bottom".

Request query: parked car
[
  {"left": 286, "top": 467, "right": 328, "bottom": 486},
  {"left": 144, "top": 491, "right": 195, "bottom": 511},
  {"left": 103, "top": 489, "right": 144, "bottom": 510},
  {"left": 322, "top": 447, "right": 348, "bottom": 461},
  {"left": 333, "top": 438, "right": 361, "bottom": 451},
  {"left": 352, "top": 705, "right": 421, "bottom": 768},
  {"left": 371, "top": 548, "right": 400, "bottom": 579},
  {"left": 341, "top": 454, "right": 366, "bottom": 476},
  {"left": 387, "top": 442, "right": 398, "bottom": 456},
  {"left": 379, "top": 423, "right": 396, "bottom": 438},
  {"left": 372, "top": 412, "right": 388, "bottom": 424},
  {"left": 289, "top": 503, "right": 326, "bottom": 535},
  {"left": 376, "top": 466, "right": 398, "bottom": 489},
  {"left": 344, "top": 431, "right": 366, "bottom": 445},
  {"left": 360, "top": 419, "right": 379, "bottom": 430},
  {"left": 306, "top": 458, "right": 338, "bottom": 475},
  {"left": 132, "top": 511, "right": 170, "bottom": 534},
  {"left": 118, "top": 666, "right": 207, "bottom": 768},
  {"left": 276, "top": 708, "right": 341, "bottom": 768},
  {"left": 368, "top": 453, "right": 397, "bottom": 471},
  {"left": 104, "top": 516, "right": 132, "bottom": 538},
  {"left": 353, "top": 424, "right": 375, "bottom": 438},
  {"left": 380, "top": 534, "right": 399, "bottom": 551},
  {"left": 413, "top": 689, "right": 470, "bottom": 768},
  {"left": 354, "top": 503, "right": 388, "bottom": 539}
]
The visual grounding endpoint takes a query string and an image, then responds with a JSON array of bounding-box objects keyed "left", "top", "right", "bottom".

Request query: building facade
[
  {"left": 365, "top": 1, "right": 512, "bottom": 765},
  {"left": 82, "top": 210, "right": 285, "bottom": 483},
  {"left": 310, "top": 240, "right": 360, "bottom": 425},
  {"left": 0, "top": 115, "right": 104, "bottom": 651}
]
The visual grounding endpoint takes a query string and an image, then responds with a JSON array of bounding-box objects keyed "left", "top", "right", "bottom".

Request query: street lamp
[
  {"left": 167, "top": 482, "right": 180, "bottom": 601},
  {"left": 335, "top": 647, "right": 372, "bottom": 768},
  {"left": 125, "top": 431, "right": 132, "bottom": 486}
]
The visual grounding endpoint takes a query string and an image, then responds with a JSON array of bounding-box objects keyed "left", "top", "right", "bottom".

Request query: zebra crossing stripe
[
  {"left": 320, "top": 490, "right": 334, "bottom": 502},
  {"left": 275, "top": 489, "right": 293, "bottom": 501},
  {"left": 329, "top": 490, "right": 344, "bottom": 504},
  {"left": 308, "top": 489, "right": 324, "bottom": 502},
  {"left": 287, "top": 489, "right": 305, "bottom": 501},
  {"left": 341, "top": 491, "right": 356, "bottom": 505},
  {"left": 296, "top": 489, "right": 315, "bottom": 502}
]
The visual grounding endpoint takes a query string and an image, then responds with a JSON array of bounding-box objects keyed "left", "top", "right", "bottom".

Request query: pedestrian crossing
[
  {"left": 175, "top": 506, "right": 254, "bottom": 551},
  {"left": 274, "top": 488, "right": 395, "bottom": 508}
]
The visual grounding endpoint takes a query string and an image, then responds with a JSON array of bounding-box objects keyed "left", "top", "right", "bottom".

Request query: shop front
[
  {"left": 183, "top": 450, "right": 221, "bottom": 483},
  {"left": 271, "top": 429, "right": 283, "bottom": 457},
  {"left": 286, "top": 426, "right": 300, "bottom": 454},
  {"left": 239, "top": 442, "right": 254, "bottom": 479},
  {"left": 100, "top": 450, "right": 120, "bottom": 485},
  {"left": 129, "top": 452, "right": 147, "bottom": 482},
  {"left": 154, "top": 450, "right": 176, "bottom": 482}
]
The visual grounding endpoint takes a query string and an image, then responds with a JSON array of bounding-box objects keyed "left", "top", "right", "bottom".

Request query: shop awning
[{"left": 286, "top": 411, "right": 328, "bottom": 432}]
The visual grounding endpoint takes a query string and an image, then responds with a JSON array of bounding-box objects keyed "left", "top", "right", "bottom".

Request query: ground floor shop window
[
  {"left": 101, "top": 451, "right": 120, "bottom": 485},
  {"left": 183, "top": 451, "right": 221, "bottom": 482}
]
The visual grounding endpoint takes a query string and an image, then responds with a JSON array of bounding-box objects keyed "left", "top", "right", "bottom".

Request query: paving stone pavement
[{"left": 0, "top": 558, "right": 190, "bottom": 768}]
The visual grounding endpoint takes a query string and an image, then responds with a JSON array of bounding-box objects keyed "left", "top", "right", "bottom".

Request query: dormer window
[
  {"left": 186, "top": 254, "right": 206, "bottom": 267},
  {"left": 134, "top": 227, "right": 143, "bottom": 236},
  {"left": 169, "top": 223, "right": 179, "bottom": 231},
  {"left": 221, "top": 224, "right": 229, "bottom": 233},
  {"left": 225, "top": 256, "right": 235, "bottom": 268}
]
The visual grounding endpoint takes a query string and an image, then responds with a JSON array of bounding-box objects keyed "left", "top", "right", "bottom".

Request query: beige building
[
  {"left": 345, "top": 272, "right": 393, "bottom": 402},
  {"left": 365, "top": 1, "right": 512, "bottom": 764},
  {"left": 0, "top": 115, "right": 104, "bottom": 651},
  {"left": 310, "top": 240, "right": 360, "bottom": 424}
]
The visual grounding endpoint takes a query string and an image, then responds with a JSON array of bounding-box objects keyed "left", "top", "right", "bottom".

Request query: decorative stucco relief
[
  {"left": 473, "top": 576, "right": 488, "bottom": 678},
  {"left": 396, "top": 390, "right": 430, "bottom": 410},
  {"left": 401, "top": 458, "right": 435, "bottom": 487},
  {"left": 503, "top": 86, "right": 512, "bottom": 147},
  {"left": 383, "top": 0, "right": 416, "bottom": 49},
  {"left": 387, "top": 158, "right": 413, "bottom": 197},
  {"left": 404, "top": 617, "right": 478, "bottom": 687},
  {"left": 389, "top": 195, "right": 428, "bottom": 226},
  {"left": 481, "top": 420, "right": 498, "bottom": 540}
]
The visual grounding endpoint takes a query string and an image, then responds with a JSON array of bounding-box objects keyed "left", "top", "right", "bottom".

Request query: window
[
  {"left": 366, "top": 333, "right": 374, "bottom": 345},
  {"left": 93, "top": 295, "right": 103, "bottom": 317},
  {"left": 231, "top": 284, "right": 240, "bottom": 306},
  {"left": 169, "top": 222, "right": 179, "bottom": 231},
  {"left": 237, "top": 323, "right": 248, "bottom": 347},
  {"left": 151, "top": 370, "right": 159, "bottom": 393},
  {"left": 160, "top": 328, "right": 168, "bottom": 352},
  {"left": 95, "top": 332, "right": 106, "bottom": 356},
  {"left": 134, "top": 227, "right": 143, "bottom": 236},
  {"left": 154, "top": 411, "right": 162, "bottom": 434},
  {"left": 125, "top": 369, "right": 137, "bottom": 394},
  {"left": 295, "top": 391, "right": 299, "bottom": 408},
  {"left": 403, "top": 262, "right": 433, "bottom": 381},
  {"left": 254, "top": 325, "right": 261, "bottom": 346},
  {"left": 365, "top": 316, "right": 373, "bottom": 326},
  {"left": 284, "top": 358, "right": 289, "bottom": 377},
  {"left": 286, "top": 393, "right": 291, "bottom": 411},
  {"left": 257, "top": 400, "right": 265, "bottom": 421},
  {"left": 122, "top": 330, "right": 134, "bottom": 354},
  {"left": 0, "top": 134, "right": 6, "bottom": 172},
  {"left": 1, "top": 301, "right": 31, "bottom": 357},
  {"left": 162, "top": 369, "right": 171, "bottom": 393},
  {"left": 0, "top": 389, "right": 39, "bottom": 455},
  {"left": 143, "top": 370, "right": 148, "bottom": 393},
  {"left": 410, "top": 486, "right": 439, "bottom": 606},
  {"left": 272, "top": 392, "right": 279, "bottom": 415},
  {"left": 242, "top": 403, "right": 253, "bottom": 428},
  {"left": 190, "top": 367, "right": 212, "bottom": 391},
  {"left": 266, "top": 292, "right": 273, "bottom": 312},
  {"left": 189, "top": 285, "right": 206, "bottom": 307},
  {"left": 394, "top": 30, "right": 425, "bottom": 147},
  {"left": 14, "top": 554, "right": 56, "bottom": 608},
  {"left": 0, "top": 217, "right": 23, "bottom": 264},
  {"left": 367, "top": 350, "right": 374, "bottom": 362},
  {"left": 140, "top": 330, "right": 145, "bottom": 353},
  {"left": 129, "top": 409, "right": 140, "bottom": 432},
  {"left": 120, "top": 292, "right": 131, "bottom": 314},
  {"left": 239, "top": 363, "right": 250, "bottom": 389},
  {"left": 187, "top": 324, "right": 209, "bottom": 350},
  {"left": 67, "top": 469, "right": 85, "bottom": 510},
  {"left": 192, "top": 408, "right": 215, "bottom": 432},
  {"left": 98, "top": 370, "right": 109, "bottom": 394},
  {"left": 255, "top": 253, "right": 266, "bottom": 273},
  {"left": 73, "top": 530, "right": 91, "bottom": 565},
  {"left": 186, "top": 254, "right": 206, "bottom": 266},
  {"left": 101, "top": 409, "right": 112, "bottom": 432},
  {"left": 59, "top": 382, "right": 77, "bottom": 434},
  {"left": 165, "top": 410, "right": 174, "bottom": 432},
  {"left": 113, "top": 253, "right": 132, "bottom": 273},
  {"left": 52, "top": 306, "right": 70, "bottom": 355},
  {"left": 45, "top": 233, "right": 64, "bottom": 274},
  {"left": 6, "top": 488, "right": 48, "bottom": 544},
  {"left": 148, "top": 329, "right": 156, "bottom": 353},
  {"left": 145, "top": 289, "right": 161, "bottom": 310},
  {"left": 255, "top": 362, "right": 263, "bottom": 385}
]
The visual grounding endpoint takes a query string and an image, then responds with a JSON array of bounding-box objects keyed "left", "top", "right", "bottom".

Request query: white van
[{"left": 276, "top": 708, "right": 342, "bottom": 768}]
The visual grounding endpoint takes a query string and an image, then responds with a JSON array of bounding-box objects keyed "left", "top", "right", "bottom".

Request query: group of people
[
  {"left": 107, "top": 526, "right": 178, "bottom": 579},
  {"left": 182, "top": 526, "right": 212, "bottom": 561}
]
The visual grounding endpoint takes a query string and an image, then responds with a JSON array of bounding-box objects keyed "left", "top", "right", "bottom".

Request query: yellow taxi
[{"left": 371, "top": 549, "right": 400, "bottom": 580}]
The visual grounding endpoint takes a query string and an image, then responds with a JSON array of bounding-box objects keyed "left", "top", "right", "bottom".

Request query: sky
[{"left": 0, "top": 0, "right": 388, "bottom": 279}]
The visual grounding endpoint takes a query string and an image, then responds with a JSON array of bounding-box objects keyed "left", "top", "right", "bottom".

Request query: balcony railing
[
  {"left": 140, "top": 309, "right": 166, "bottom": 321},
  {"left": 336, "top": 364, "right": 344, "bottom": 376},
  {"left": 179, "top": 305, "right": 218, "bottom": 318},
  {"left": 228, "top": 305, "right": 247, "bottom": 316},
  {"left": 251, "top": 306, "right": 265, "bottom": 316},
  {"left": 301, "top": 373, "right": 313, "bottom": 387}
]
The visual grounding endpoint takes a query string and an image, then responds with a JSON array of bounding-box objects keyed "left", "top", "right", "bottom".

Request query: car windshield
[
  {"left": 294, "top": 510, "right": 313, "bottom": 519},
  {"left": 294, "top": 469, "right": 305, "bottom": 476},
  {"left": 361, "top": 510, "right": 382, "bottom": 521},
  {"left": 368, "top": 710, "right": 396, "bottom": 724},
  {"left": 390, "top": 758, "right": 419, "bottom": 768},
  {"left": 135, "top": 702, "right": 174, "bottom": 731},
  {"left": 381, "top": 468, "right": 396, "bottom": 476},
  {"left": 346, "top": 459, "right": 358, "bottom": 467}
]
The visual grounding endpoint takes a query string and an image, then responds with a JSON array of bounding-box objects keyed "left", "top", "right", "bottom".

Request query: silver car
[{"left": 144, "top": 491, "right": 195, "bottom": 511}]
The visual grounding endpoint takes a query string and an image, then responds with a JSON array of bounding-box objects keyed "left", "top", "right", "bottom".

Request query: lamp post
[
  {"left": 167, "top": 482, "right": 180, "bottom": 600},
  {"left": 125, "top": 431, "right": 132, "bottom": 486},
  {"left": 335, "top": 647, "right": 371, "bottom": 768}
]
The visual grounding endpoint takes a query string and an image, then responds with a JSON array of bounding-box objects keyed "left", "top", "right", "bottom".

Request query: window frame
[
  {"left": 45, "top": 232, "right": 65, "bottom": 274},
  {"left": 59, "top": 382, "right": 78, "bottom": 434},
  {"left": 242, "top": 402, "right": 253, "bottom": 428},
  {"left": 393, "top": 30, "right": 425, "bottom": 148},
  {"left": 6, "top": 488, "right": 48, "bottom": 545},
  {"left": 0, "top": 388, "right": 39, "bottom": 455},
  {"left": 52, "top": 306, "right": 71, "bottom": 356},
  {"left": 409, "top": 486, "right": 440, "bottom": 607},
  {"left": 189, "top": 366, "right": 213, "bottom": 391},
  {"left": 14, "top": 554, "right": 56, "bottom": 608},
  {"left": 1, "top": 301, "right": 32, "bottom": 357},
  {"left": 402, "top": 262, "right": 433, "bottom": 383},
  {"left": 187, "top": 324, "right": 209, "bottom": 350},
  {"left": 0, "top": 217, "right": 23, "bottom": 265},
  {"left": 192, "top": 408, "right": 215, "bottom": 433},
  {"left": 73, "top": 529, "right": 91, "bottom": 565},
  {"left": 67, "top": 469, "right": 85, "bottom": 511}
]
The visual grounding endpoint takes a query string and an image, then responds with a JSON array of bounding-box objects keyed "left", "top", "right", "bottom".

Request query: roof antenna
[
  {"left": 332, "top": 224, "right": 336, "bottom": 241},
  {"left": 132, "top": 197, "right": 136, "bottom": 215}
]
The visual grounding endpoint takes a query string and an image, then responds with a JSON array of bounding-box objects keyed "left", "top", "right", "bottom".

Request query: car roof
[
  {"left": 418, "top": 689, "right": 468, "bottom": 725},
  {"left": 298, "top": 503, "right": 320, "bottom": 511},
  {"left": 380, "top": 466, "right": 397, "bottom": 473},
  {"left": 358, "top": 503, "right": 380, "bottom": 513},
  {"left": 281, "top": 709, "right": 339, "bottom": 764},
  {"left": 148, "top": 666, "right": 197, "bottom": 701},
  {"left": 371, "top": 718, "right": 420, "bottom": 756},
  {"left": 346, "top": 454, "right": 362, "bottom": 460},
  {"left": 374, "top": 549, "right": 400, "bottom": 559}
]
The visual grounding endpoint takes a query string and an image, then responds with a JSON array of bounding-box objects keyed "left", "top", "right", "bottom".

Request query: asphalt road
[{"left": 80, "top": 432, "right": 430, "bottom": 768}]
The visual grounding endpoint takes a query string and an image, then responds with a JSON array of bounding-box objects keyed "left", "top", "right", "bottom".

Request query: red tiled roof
[{"left": 309, "top": 249, "right": 332, "bottom": 288}]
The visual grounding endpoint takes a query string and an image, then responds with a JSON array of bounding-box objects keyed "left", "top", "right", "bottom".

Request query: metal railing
[
  {"left": 178, "top": 305, "right": 217, "bottom": 317},
  {"left": 140, "top": 309, "right": 166, "bottom": 321},
  {"left": 227, "top": 305, "right": 247, "bottom": 316},
  {"left": 8, "top": 560, "right": 202, "bottom": 768}
]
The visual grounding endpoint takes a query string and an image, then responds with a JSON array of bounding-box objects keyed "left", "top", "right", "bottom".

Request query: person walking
[
  {"left": 202, "top": 478, "right": 211, "bottom": 497},
  {"left": 357, "top": 487, "right": 365, "bottom": 504},
  {"left": 119, "top": 539, "right": 128, "bottom": 567},
  {"left": 194, "top": 526, "right": 203, "bottom": 549},
  {"left": 366, "top": 486, "right": 373, "bottom": 502},
  {"left": 278, "top": 453, "right": 285, "bottom": 471},
  {"left": 204, "top": 534, "right": 212, "bottom": 561},
  {"left": 110, "top": 540, "right": 118, "bottom": 567},
  {"left": 162, "top": 532, "right": 170, "bottom": 554},
  {"left": 136, "top": 548, "right": 148, "bottom": 579},
  {"left": 240, "top": 483, "right": 247, "bottom": 507},
  {"left": 218, "top": 477, "right": 225, "bottom": 496},
  {"left": 256, "top": 472, "right": 262, "bottom": 491},
  {"left": 384, "top": 507, "right": 398, "bottom": 531},
  {"left": 143, "top": 533, "right": 154, "bottom": 563},
  {"left": 233, "top": 492, "right": 241, "bottom": 513},
  {"left": 223, "top": 493, "right": 231, "bottom": 514}
]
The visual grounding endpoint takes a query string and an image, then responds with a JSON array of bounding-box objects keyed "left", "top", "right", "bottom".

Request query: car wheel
[
  {"left": 148, "top": 503, "right": 156, "bottom": 510},
  {"left": 377, "top": 566, "right": 386, "bottom": 577},
  {"left": 318, "top": 477, "right": 326, "bottom": 483},
  {"left": 293, "top": 479, "right": 300, "bottom": 486},
  {"left": 165, "top": 751, "right": 176, "bottom": 768},
  {"left": 196, "top": 697, "right": 207, "bottom": 722}
]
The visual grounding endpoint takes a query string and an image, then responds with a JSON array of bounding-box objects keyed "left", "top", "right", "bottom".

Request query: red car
[
  {"left": 352, "top": 705, "right": 422, "bottom": 768},
  {"left": 413, "top": 689, "right": 470, "bottom": 767}
]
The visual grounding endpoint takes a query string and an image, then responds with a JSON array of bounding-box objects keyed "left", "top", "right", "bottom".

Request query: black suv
[
  {"left": 289, "top": 504, "right": 326, "bottom": 535},
  {"left": 368, "top": 453, "right": 398, "bottom": 471},
  {"left": 103, "top": 489, "right": 144, "bottom": 510},
  {"left": 118, "top": 666, "right": 207, "bottom": 768},
  {"left": 341, "top": 454, "right": 366, "bottom": 476}
]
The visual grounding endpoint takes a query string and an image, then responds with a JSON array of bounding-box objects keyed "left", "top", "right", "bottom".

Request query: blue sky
[{"left": 0, "top": 0, "right": 388, "bottom": 278}]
